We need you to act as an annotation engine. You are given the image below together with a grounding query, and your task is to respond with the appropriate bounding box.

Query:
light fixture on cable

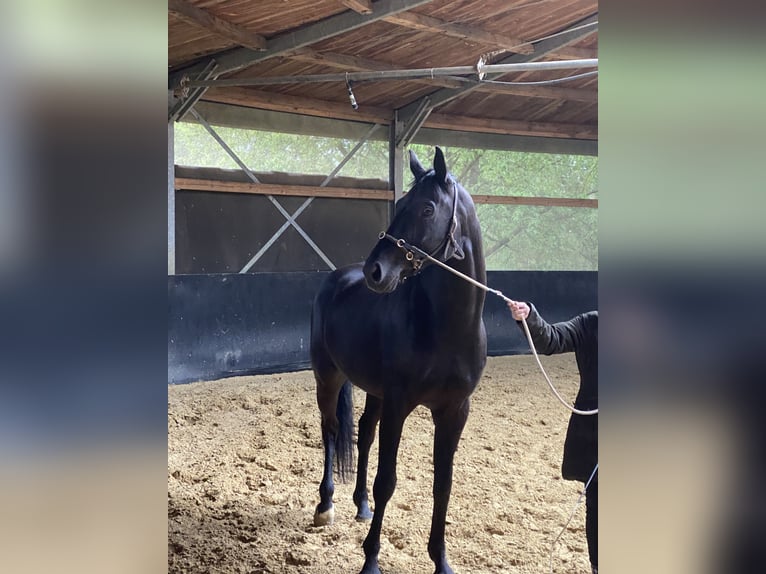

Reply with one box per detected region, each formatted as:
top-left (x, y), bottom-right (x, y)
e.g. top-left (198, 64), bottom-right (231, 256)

top-left (346, 73), bottom-right (358, 110)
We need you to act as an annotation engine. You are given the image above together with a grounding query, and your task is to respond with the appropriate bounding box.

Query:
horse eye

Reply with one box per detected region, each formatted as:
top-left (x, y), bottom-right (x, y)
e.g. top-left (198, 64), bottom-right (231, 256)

top-left (422, 205), bottom-right (435, 217)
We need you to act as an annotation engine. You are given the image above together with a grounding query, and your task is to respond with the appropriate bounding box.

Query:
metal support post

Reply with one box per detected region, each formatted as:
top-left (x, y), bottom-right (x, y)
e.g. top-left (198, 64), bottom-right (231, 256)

top-left (168, 90), bottom-right (176, 275)
top-left (388, 112), bottom-right (405, 222)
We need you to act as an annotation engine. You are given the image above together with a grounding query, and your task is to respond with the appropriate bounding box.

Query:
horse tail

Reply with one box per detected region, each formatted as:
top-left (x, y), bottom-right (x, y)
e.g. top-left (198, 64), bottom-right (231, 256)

top-left (334, 380), bottom-right (355, 482)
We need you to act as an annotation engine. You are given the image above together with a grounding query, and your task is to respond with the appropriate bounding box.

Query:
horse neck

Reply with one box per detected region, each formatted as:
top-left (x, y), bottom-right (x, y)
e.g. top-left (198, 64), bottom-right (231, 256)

top-left (419, 209), bottom-right (486, 331)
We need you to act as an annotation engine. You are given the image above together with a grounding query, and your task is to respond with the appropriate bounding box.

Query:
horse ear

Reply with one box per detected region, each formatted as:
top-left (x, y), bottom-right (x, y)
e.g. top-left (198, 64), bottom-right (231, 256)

top-left (409, 149), bottom-right (426, 180)
top-left (434, 146), bottom-right (448, 184)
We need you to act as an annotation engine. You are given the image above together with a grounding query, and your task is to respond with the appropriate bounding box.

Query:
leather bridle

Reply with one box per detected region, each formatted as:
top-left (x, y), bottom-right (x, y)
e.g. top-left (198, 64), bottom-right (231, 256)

top-left (378, 177), bottom-right (460, 274)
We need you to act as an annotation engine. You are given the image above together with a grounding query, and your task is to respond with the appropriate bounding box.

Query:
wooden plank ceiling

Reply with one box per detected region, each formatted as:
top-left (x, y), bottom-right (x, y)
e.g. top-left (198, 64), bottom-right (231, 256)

top-left (168, 0), bottom-right (598, 141)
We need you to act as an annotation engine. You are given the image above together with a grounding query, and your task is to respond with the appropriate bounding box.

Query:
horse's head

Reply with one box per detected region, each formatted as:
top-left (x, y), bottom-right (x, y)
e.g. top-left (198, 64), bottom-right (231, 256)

top-left (363, 147), bottom-right (467, 294)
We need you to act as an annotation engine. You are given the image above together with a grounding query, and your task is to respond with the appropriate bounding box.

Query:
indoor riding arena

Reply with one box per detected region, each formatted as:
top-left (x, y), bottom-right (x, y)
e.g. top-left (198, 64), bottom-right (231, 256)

top-left (168, 1), bottom-right (598, 573)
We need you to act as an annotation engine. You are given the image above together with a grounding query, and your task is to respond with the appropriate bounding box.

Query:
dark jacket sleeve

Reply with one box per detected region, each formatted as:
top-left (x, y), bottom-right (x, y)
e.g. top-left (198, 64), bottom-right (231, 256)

top-left (517, 304), bottom-right (599, 482)
top-left (519, 303), bottom-right (585, 355)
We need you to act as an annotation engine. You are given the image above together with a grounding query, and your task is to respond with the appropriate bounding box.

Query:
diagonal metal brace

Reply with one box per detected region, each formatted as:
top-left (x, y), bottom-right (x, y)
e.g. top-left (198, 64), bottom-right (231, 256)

top-left (239, 123), bottom-right (381, 273)
top-left (396, 96), bottom-right (431, 147)
top-left (188, 108), bottom-right (337, 270)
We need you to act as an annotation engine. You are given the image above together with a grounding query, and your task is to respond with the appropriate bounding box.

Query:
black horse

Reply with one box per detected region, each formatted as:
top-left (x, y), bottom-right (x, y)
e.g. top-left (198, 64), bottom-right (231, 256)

top-left (310, 147), bottom-right (487, 574)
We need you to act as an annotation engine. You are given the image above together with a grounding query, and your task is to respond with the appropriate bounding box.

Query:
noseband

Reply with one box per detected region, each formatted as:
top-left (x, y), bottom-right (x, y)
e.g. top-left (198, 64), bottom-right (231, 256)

top-left (379, 178), bottom-right (460, 274)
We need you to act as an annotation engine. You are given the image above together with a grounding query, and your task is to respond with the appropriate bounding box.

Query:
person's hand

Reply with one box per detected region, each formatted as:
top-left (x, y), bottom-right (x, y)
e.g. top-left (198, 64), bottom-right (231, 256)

top-left (507, 300), bottom-right (530, 321)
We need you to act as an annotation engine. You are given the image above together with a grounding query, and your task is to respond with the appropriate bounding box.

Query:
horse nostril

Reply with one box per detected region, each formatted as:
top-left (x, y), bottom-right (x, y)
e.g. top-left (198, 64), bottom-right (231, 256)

top-left (371, 262), bottom-right (382, 283)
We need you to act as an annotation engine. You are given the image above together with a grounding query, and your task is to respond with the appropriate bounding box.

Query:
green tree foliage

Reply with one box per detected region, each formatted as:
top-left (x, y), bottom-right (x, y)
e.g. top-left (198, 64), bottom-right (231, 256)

top-left (174, 122), bottom-right (597, 271)
top-left (175, 122), bottom-right (389, 179)
top-left (408, 145), bottom-right (598, 270)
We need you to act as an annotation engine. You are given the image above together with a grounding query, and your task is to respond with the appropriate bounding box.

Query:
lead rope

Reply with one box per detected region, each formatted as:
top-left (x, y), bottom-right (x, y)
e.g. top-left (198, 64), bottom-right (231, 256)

top-left (549, 462), bottom-right (598, 574)
top-left (399, 246), bottom-right (598, 416)
top-left (405, 243), bottom-right (601, 573)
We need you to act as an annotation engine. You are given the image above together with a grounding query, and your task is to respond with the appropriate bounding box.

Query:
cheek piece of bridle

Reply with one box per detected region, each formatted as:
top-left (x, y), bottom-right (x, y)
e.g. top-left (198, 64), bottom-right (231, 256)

top-left (378, 178), bottom-right (460, 275)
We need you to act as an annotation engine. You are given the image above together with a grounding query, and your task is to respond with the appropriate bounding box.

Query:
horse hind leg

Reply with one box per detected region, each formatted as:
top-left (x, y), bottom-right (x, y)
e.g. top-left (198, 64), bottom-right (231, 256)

top-left (353, 394), bottom-right (381, 521)
top-left (313, 365), bottom-right (354, 527)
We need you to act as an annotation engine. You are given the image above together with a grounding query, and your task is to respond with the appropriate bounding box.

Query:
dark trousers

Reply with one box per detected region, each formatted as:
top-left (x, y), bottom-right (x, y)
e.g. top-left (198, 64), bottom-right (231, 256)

top-left (585, 477), bottom-right (598, 569)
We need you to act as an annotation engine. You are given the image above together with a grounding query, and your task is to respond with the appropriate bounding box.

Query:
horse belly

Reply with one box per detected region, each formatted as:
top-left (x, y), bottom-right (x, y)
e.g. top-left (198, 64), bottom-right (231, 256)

top-left (326, 348), bottom-right (386, 399)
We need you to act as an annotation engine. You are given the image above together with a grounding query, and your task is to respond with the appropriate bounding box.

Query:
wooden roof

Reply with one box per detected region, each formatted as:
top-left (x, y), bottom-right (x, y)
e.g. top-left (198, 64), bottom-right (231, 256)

top-left (168, 0), bottom-right (598, 145)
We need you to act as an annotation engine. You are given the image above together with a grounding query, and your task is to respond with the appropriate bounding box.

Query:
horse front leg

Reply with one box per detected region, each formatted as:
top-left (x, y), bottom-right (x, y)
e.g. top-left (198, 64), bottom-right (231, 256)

top-left (354, 394), bottom-right (381, 521)
top-left (428, 397), bottom-right (471, 574)
top-left (359, 398), bottom-right (409, 574)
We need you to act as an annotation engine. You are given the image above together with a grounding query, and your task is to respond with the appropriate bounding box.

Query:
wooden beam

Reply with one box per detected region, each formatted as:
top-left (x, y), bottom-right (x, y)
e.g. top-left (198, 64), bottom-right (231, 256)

top-left (190, 101), bottom-right (599, 156)
top-left (340, 0), bottom-right (373, 14)
top-left (384, 12), bottom-right (534, 54)
top-left (174, 177), bottom-right (596, 207)
top-left (474, 82), bottom-right (596, 103)
top-left (471, 194), bottom-right (597, 208)
top-left (425, 112), bottom-right (598, 140)
top-left (202, 87), bottom-right (392, 124)
top-left (174, 177), bottom-right (394, 201)
top-left (414, 127), bottom-right (598, 155)
top-left (554, 46), bottom-right (598, 60)
top-left (202, 87), bottom-right (597, 139)
top-left (168, 0), bottom-right (266, 51)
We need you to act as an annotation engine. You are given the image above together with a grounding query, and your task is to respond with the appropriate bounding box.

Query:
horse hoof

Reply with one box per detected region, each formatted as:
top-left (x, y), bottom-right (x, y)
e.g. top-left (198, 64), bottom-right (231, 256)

top-left (355, 502), bottom-right (373, 522)
top-left (358, 558), bottom-right (382, 574)
top-left (313, 505), bottom-right (335, 526)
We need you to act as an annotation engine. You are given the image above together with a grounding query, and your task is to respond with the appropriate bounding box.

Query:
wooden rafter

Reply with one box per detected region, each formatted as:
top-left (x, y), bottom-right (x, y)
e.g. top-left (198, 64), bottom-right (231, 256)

top-left (169, 0), bottom-right (435, 86)
top-left (168, 0), bottom-right (266, 52)
top-left (340, 0), bottom-right (373, 14)
top-left (384, 12), bottom-right (534, 54)
top-left (396, 14), bottom-right (598, 118)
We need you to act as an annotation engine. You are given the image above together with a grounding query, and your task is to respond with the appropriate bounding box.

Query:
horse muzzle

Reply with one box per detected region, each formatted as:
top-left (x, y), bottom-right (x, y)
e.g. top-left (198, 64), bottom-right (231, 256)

top-left (363, 259), bottom-right (400, 293)
top-left (364, 238), bottom-right (412, 294)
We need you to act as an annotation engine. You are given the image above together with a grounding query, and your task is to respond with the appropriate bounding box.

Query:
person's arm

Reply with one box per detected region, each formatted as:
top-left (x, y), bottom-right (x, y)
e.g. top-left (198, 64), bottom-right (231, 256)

top-left (507, 300), bottom-right (583, 355)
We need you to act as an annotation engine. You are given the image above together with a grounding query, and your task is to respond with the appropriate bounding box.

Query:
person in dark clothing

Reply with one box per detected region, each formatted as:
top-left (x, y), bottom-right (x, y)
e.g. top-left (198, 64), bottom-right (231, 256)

top-left (507, 300), bottom-right (598, 574)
